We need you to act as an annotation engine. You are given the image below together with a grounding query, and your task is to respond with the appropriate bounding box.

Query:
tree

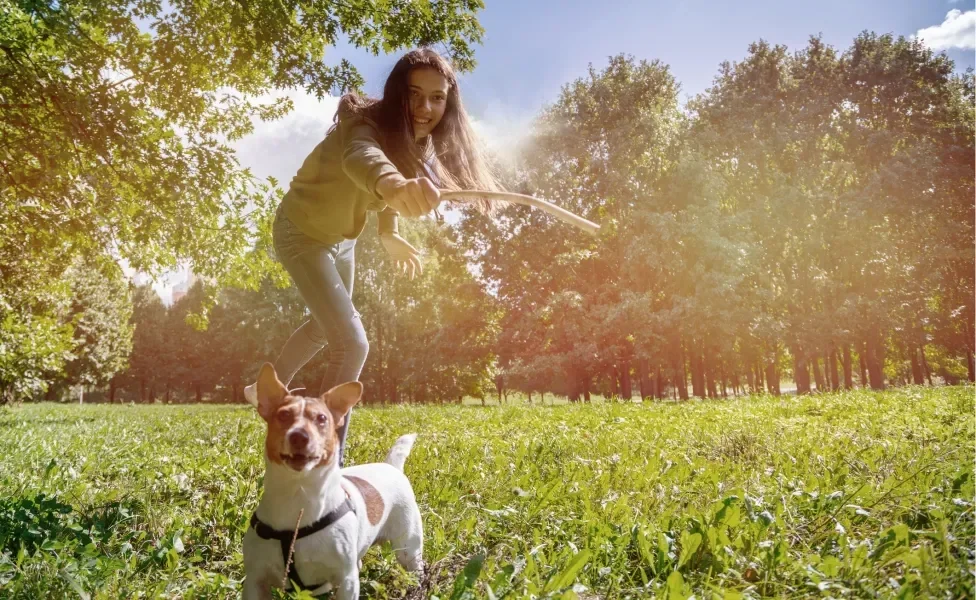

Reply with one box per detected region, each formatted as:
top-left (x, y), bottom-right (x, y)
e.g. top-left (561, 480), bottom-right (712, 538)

top-left (0, 286), bottom-right (73, 404)
top-left (123, 285), bottom-right (168, 403)
top-left (1, 0), bottom-right (490, 392)
top-left (56, 258), bottom-right (134, 402)
top-left (354, 215), bottom-right (498, 404)
top-left (465, 55), bottom-right (684, 399)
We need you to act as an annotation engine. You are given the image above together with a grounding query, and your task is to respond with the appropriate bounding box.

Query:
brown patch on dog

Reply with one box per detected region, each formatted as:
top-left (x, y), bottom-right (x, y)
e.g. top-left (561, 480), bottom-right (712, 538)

top-left (346, 476), bottom-right (384, 525)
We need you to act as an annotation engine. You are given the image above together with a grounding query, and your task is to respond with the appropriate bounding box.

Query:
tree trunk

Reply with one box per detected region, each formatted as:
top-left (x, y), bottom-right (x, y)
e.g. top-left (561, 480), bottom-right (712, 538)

top-left (704, 351), bottom-right (717, 399)
top-left (609, 366), bottom-right (618, 399)
top-left (620, 359), bottom-right (632, 400)
top-left (794, 353), bottom-right (811, 395)
top-left (757, 361), bottom-right (766, 393)
top-left (828, 350), bottom-right (840, 391)
top-left (232, 383), bottom-right (239, 404)
top-left (583, 375), bottom-right (591, 403)
top-left (920, 346), bottom-right (933, 386)
top-left (812, 356), bottom-right (826, 392)
top-left (766, 357), bottom-right (781, 396)
top-left (967, 349), bottom-right (975, 383)
top-left (109, 379), bottom-right (117, 403)
top-left (637, 359), bottom-right (649, 400)
top-left (376, 319), bottom-right (386, 404)
top-left (910, 347), bottom-right (924, 385)
top-left (677, 346), bottom-right (689, 401)
top-left (842, 345), bottom-right (853, 390)
top-left (865, 329), bottom-right (886, 391)
top-left (690, 348), bottom-right (705, 398)
top-left (858, 347), bottom-right (868, 387)
top-left (656, 366), bottom-right (665, 400)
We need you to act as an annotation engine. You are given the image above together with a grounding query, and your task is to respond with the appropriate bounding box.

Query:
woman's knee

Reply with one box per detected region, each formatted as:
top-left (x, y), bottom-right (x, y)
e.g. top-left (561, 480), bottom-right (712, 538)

top-left (325, 326), bottom-right (368, 364)
top-left (301, 320), bottom-right (328, 346)
top-left (346, 332), bottom-right (369, 365)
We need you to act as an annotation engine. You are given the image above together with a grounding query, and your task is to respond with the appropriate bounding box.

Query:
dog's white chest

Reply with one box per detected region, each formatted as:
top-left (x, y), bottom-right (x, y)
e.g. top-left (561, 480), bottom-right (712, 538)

top-left (243, 525), bottom-right (357, 592)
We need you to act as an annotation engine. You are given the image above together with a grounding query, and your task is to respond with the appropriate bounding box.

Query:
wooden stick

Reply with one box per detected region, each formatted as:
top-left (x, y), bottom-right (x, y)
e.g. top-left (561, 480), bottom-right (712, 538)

top-left (439, 190), bottom-right (600, 237)
top-left (281, 508), bottom-right (304, 590)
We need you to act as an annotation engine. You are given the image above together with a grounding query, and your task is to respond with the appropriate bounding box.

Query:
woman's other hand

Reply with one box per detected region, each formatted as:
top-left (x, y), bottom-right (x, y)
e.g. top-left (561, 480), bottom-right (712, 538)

top-left (380, 232), bottom-right (423, 279)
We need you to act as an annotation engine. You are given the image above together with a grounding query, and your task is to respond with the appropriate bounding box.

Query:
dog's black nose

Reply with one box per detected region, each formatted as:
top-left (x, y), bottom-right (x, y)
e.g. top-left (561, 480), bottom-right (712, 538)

top-left (287, 429), bottom-right (310, 449)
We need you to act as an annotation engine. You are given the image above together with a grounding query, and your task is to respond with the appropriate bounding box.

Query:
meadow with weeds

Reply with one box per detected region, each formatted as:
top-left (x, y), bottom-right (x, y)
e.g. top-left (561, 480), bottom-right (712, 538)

top-left (0, 386), bottom-right (972, 599)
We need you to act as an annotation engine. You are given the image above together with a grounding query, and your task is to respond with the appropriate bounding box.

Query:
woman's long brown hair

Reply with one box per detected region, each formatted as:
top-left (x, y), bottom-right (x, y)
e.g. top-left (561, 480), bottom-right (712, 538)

top-left (335, 48), bottom-right (502, 213)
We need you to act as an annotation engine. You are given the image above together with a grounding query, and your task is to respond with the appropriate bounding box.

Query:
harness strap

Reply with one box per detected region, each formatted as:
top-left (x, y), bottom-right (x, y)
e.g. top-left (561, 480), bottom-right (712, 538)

top-left (250, 495), bottom-right (356, 591)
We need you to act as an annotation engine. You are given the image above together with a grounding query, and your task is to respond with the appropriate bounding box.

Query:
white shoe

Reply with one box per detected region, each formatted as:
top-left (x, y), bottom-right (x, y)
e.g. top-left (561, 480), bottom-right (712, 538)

top-left (244, 383), bottom-right (258, 407)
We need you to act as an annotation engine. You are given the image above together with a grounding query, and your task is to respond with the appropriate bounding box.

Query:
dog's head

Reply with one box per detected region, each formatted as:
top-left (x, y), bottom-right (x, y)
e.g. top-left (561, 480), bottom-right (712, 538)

top-left (254, 363), bottom-right (361, 472)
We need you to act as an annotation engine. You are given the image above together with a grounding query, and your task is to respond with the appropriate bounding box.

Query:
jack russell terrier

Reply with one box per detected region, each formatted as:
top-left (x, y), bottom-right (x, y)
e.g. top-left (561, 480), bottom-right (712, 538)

top-left (243, 363), bottom-right (424, 599)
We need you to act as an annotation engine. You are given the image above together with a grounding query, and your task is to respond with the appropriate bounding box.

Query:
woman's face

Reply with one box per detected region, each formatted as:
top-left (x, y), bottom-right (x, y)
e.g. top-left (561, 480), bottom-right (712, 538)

top-left (407, 67), bottom-right (449, 141)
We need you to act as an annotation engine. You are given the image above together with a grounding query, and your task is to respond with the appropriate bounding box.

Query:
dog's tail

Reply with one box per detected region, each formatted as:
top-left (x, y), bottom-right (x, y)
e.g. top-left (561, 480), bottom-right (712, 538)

top-left (385, 434), bottom-right (417, 471)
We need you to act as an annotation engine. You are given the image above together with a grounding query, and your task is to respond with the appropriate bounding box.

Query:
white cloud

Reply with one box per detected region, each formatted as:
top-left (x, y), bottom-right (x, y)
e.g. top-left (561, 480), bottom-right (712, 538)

top-left (469, 101), bottom-right (536, 174)
top-left (915, 9), bottom-right (976, 51)
top-left (232, 89), bottom-right (341, 186)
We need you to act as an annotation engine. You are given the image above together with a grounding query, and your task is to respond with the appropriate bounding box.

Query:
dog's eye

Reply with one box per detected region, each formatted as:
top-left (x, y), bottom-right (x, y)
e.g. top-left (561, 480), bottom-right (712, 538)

top-left (276, 411), bottom-right (290, 424)
top-left (315, 413), bottom-right (328, 426)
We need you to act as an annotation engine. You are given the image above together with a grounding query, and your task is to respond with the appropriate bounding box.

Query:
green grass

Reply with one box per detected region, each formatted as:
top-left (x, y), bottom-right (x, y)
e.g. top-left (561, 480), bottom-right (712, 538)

top-left (0, 386), bottom-right (973, 599)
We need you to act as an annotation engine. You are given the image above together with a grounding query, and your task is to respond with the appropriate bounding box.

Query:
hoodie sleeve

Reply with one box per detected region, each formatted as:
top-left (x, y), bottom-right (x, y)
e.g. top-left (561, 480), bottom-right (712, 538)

top-left (337, 108), bottom-right (401, 199)
top-left (378, 205), bottom-right (399, 236)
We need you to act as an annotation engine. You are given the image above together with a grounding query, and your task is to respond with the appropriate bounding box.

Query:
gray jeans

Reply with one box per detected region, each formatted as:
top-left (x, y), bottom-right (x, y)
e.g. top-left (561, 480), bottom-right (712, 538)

top-left (271, 206), bottom-right (367, 467)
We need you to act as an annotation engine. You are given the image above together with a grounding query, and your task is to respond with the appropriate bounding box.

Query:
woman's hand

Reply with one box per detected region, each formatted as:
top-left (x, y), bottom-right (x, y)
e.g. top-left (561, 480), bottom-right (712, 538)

top-left (376, 175), bottom-right (441, 218)
top-left (380, 232), bottom-right (423, 279)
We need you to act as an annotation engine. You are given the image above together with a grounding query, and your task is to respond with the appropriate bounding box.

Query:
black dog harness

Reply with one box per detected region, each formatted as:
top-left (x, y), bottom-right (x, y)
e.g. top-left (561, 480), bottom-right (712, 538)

top-left (250, 495), bottom-right (357, 591)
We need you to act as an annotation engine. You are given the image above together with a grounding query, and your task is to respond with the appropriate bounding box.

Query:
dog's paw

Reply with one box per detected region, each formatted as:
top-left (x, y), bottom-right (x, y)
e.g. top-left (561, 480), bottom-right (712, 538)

top-left (309, 581), bottom-right (334, 595)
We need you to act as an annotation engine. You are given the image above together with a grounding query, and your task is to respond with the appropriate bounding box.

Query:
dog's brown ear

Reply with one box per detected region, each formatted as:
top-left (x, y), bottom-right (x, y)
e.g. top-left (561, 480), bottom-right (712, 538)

top-left (256, 363), bottom-right (288, 421)
top-left (321, 381), bottom-right (363, 429)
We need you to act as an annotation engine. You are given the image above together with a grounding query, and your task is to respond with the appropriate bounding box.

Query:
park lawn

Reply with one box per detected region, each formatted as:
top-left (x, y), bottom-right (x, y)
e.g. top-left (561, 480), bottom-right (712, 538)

top-left (0, 386), bottom-right (972, 599)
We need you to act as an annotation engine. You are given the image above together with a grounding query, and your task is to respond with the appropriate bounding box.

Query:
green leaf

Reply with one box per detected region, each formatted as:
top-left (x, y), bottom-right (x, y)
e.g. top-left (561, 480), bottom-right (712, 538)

top-left (544, 549), bottom-right (592, 593)
top-left (449, 553), bottom-right (485, 600)
top-left (677, 533), bottom-right (702, 569)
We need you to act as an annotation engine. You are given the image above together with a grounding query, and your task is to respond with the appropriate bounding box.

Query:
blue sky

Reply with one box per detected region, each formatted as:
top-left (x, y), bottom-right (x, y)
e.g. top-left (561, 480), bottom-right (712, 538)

top-left (231, 0), bottom-right (976, 186)
top-left (328, 0), bottom-right (976, 116)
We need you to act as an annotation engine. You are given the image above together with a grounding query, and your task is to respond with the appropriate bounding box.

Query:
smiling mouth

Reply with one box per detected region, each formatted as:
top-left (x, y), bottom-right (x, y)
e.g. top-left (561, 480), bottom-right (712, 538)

top-left (414, 118), bottom-right (431, 125)
top-left (281, 453), bottom-right (320, 470)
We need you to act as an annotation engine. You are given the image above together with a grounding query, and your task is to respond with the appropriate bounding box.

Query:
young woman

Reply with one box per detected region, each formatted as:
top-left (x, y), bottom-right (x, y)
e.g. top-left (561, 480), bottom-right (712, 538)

top-left (245, 48), bottom-right (500, 467)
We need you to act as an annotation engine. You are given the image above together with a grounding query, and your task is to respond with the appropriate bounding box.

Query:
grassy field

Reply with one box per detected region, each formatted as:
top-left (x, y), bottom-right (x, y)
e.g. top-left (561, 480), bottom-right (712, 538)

top-left (0, 386), bottom-right (972, 599)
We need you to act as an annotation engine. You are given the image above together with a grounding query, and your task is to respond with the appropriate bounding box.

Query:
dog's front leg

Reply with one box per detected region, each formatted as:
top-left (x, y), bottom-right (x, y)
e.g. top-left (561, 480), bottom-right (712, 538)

top-left (335, 571), bottom-right (360, 600)
top-left (242, 574), bottom-right (273, 600)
